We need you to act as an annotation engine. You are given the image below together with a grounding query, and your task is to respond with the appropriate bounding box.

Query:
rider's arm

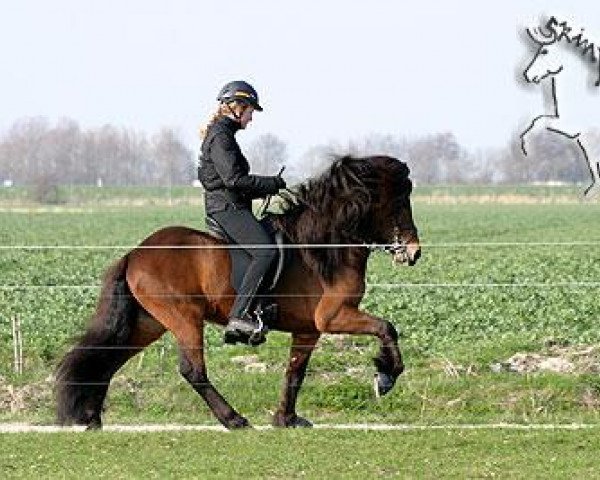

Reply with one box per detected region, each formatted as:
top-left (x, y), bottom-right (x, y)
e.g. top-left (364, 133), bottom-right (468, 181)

top-left (211, 133), bottom-right (285, 197)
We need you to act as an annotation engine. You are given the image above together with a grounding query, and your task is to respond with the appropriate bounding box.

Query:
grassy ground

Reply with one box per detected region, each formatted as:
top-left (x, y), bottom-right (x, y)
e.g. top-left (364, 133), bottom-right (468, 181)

top-left (1, 188), bottom-right (599, 478)
top-left (0, 184), bottom-right (596, 207)
top-left (0, 194), bottom-right (599, 428)
top-left (1, 428), bottom-right (599, 479)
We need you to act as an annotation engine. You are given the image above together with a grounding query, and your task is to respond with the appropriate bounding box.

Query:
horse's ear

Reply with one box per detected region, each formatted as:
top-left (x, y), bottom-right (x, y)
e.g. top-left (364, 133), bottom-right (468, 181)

top-left (398, 161), bottom-right (410, 178)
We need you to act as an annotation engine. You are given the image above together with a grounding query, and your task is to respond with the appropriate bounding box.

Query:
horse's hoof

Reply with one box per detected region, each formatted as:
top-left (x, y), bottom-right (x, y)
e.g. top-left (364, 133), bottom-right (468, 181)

top-left (272, 413), bottom-right (313, 428)
top-left (86, 420), bottom-right (102, 431)
top-left (373, 372), bottom-right (396, 398)
top-left (290, 416), bottom-right (313, 428)
top-left (226, 415), bottom-right (252, 430)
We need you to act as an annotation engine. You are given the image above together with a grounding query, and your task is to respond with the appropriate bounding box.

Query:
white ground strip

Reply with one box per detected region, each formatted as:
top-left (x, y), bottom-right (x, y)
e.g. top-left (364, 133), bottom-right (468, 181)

top-left (1, 423), bottom-right (599, 433)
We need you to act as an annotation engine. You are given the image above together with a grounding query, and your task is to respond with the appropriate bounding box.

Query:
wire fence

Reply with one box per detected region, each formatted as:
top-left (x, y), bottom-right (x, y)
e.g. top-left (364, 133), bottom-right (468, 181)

top-left (1, 241), bottom-right (600, 249)
top-left (2, 241), bottom-right (599, 377)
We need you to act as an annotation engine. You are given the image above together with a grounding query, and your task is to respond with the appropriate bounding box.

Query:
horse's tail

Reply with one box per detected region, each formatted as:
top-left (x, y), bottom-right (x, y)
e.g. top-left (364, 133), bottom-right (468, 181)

top-left (56, 255), bottom-right (139, 427)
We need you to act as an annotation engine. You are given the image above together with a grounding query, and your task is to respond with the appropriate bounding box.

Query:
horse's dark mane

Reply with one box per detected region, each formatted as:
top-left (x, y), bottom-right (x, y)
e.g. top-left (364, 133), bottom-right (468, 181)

top-left (271, 155), bottom-right (411, 283)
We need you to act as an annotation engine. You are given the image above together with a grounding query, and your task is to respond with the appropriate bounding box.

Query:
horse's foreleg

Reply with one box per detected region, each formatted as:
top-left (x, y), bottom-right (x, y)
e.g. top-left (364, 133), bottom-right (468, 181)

top-left (315, 304), bottom-right (403, 397)
top-left (175, 320), bottom-right (251, 429)
top-left (272, 333), bottom-right (320, 428)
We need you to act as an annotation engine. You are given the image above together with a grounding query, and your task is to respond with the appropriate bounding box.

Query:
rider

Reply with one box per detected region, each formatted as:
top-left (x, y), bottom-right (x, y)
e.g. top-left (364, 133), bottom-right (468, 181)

top-left (198, 80), bottom-right (286, 345)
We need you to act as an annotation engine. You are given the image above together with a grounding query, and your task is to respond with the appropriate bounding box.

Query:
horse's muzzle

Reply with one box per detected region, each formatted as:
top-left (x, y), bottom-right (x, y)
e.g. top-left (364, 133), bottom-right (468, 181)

top-left (392, 242), bottom-right (421, 266)
top-left (407, 243), bottom-right (421, 266)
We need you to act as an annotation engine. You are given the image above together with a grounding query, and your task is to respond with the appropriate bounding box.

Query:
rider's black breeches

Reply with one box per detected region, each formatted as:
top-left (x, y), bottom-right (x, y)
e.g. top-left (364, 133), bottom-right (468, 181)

top-left (209, 208), bottom-right (277, 318)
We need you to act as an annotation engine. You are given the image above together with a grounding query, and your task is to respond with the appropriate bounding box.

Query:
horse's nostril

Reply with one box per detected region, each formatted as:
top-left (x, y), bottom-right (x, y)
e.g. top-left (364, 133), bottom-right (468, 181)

top-left (407, 248), bottom-right (421, 266)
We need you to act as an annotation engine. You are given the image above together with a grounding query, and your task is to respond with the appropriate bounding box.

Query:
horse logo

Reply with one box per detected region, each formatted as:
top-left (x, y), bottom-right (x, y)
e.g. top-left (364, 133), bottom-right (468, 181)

top-left (521, 16), bottom-right (600, 197)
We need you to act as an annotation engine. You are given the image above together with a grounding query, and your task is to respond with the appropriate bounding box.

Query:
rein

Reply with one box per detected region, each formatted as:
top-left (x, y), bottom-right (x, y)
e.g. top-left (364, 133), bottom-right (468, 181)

top-left (258, 166), bottom-right (287, 218)
top-left (258, 166), bottom-right (415, 262)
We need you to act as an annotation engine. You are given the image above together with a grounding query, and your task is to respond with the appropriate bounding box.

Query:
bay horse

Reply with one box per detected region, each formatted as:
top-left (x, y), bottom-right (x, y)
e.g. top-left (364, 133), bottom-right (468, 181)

top-left (56, 155), bottom-right (421, 429)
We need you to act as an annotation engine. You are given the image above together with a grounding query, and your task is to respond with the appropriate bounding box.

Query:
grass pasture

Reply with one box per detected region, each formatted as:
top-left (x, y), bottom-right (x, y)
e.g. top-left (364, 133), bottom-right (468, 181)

top-left (0, 186), bottom-right (599, 477)
top-left (2, 428), bottom-right (600, 479)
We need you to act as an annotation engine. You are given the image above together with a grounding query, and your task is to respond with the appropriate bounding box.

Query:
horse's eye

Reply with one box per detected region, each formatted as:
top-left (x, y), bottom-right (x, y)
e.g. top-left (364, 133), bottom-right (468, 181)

top-left (540, 48), bottom-right (549, 55)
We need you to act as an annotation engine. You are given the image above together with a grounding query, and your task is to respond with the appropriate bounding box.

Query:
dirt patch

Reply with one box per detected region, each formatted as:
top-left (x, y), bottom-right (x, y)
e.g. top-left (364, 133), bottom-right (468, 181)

top-left (230, 354), bottom-right (268, 373)
top-left (491, 345), bottom-right (600, 375)
top-left (0, 375), bottom-right (53, 413)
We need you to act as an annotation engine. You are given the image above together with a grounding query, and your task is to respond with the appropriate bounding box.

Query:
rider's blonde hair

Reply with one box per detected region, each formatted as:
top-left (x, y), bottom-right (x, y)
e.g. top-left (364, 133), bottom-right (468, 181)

top-left (199, 101), bottom-right (248, 139)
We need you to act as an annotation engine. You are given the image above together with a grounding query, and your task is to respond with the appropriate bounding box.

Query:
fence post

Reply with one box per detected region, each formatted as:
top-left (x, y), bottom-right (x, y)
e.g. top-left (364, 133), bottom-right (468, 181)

top-left (11, 316), bottom-right (23, 375)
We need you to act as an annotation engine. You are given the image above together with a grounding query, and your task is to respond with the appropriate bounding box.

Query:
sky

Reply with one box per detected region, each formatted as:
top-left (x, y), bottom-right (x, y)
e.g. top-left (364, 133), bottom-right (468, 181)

top-left (1, 0), bottom-right (599, 166)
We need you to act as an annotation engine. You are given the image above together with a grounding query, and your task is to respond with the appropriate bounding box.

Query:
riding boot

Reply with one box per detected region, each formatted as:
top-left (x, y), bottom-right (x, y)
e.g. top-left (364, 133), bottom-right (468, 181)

top-left (223, 313), bottom-right (267, 346)
top-left (224, 273), bottom-right (269, 346)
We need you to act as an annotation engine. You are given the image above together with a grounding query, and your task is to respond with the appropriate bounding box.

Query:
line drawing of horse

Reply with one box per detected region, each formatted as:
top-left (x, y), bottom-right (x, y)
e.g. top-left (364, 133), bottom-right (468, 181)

top-left (520, 16), bottom-right (600, 197)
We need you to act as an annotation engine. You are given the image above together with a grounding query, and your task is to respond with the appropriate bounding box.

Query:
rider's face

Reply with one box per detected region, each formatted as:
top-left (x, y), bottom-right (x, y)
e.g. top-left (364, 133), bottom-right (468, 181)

top-left (239, 106), bottom-right (254, 129)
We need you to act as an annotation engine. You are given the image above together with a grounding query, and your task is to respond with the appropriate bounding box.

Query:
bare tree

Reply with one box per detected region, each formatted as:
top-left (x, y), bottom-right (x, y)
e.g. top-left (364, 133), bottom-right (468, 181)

top-left (3, 115), bottom-right (597, 189)
top-left (0, 117), bottom-right (49, 184)
top-left (151, 127), bottom-right (194, 186)
top-left (509, 129), bottom-right (589, 184)
top-left (246, 133), bottom-right (288, 176)
top-left (294, 144), bottom-right (340, 182)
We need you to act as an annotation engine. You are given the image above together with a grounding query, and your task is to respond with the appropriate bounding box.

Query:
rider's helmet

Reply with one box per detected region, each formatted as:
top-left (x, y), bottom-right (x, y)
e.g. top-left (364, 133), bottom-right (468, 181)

top-left (217, 80), bottom-right (263, 111)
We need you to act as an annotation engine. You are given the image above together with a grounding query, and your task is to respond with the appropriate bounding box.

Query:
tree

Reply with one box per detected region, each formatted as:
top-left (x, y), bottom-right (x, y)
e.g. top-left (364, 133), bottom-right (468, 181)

top-left (515, 130), bottom-right (588, 183)
top-left (0, 117), bottom-right (49, 185)
top-left (294, 144), bottom-right (339, 182)
top-left (246, 133), bottom-right (288, 176)
top-left (151, 128), bottom-right (194, 186)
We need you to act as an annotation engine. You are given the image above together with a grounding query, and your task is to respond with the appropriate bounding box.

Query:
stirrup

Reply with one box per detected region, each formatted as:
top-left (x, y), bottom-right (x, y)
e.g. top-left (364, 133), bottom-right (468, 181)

top-left (247, 314), bottom-right (267, 346)
top-left (223, 315), bottom-right (267, 346)
top-left (254, 302), bottom-right (278, 325)
top-left (248, 325), bottom-right (266, 346)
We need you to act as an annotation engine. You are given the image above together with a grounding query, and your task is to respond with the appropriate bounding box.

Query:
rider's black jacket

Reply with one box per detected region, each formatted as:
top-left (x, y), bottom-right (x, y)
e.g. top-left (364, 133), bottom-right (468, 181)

top-left (198, 116), bottom-right (284, 214)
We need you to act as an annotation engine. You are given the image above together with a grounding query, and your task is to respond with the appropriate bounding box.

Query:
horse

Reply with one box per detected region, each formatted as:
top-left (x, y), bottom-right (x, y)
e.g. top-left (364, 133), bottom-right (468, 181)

top-left (55, 155), bottom-right (421, 430)
top-left (521, 16), bottom-right (600, 197)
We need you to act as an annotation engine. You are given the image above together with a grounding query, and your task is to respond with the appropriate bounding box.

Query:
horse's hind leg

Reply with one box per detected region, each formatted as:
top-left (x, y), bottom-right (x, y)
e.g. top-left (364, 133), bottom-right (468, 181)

top-left (273, 333), bottom-right (320, 428)
top-left (131, 279), bottom-right (250, 429)
top-left (174, 317), bottom-right (251, 429)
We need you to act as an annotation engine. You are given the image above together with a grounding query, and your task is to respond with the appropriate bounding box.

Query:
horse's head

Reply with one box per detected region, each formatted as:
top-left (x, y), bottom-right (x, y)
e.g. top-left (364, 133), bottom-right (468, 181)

top-left (277, 155), bottom-right (421, 282)
top-left (368, 156), bottom-right (421, 266)
top-left (524, 19), bottom-right (564, 84)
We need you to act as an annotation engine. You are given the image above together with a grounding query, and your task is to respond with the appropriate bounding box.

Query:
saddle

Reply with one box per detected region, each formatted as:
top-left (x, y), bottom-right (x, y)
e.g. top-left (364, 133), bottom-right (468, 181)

top-left (205, 216), bottom-right (289, 325)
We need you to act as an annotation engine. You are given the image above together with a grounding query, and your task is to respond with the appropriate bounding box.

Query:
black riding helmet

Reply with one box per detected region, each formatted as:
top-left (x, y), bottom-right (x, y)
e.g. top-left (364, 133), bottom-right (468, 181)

top-left (217, 80), bottom-right (263, 111)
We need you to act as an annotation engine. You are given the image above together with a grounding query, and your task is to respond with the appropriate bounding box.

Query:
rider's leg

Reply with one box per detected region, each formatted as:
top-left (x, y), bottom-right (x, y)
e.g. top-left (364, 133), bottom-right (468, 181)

top-left (210, 208), bottom-right (277, 344)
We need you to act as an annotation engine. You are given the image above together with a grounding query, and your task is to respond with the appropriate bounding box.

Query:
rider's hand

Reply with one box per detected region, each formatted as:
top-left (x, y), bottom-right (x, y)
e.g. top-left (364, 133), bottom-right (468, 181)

top-left (275, 176), bottom-right (286, 189)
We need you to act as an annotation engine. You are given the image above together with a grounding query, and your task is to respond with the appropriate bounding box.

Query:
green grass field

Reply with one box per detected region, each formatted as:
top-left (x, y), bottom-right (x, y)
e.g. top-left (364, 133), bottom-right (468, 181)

top-left (2, 428), bottom-right (599, 479)
top-left (1, 188), bottom-right (599, 477)
top-left (0, 183), bottom-right (596, 207)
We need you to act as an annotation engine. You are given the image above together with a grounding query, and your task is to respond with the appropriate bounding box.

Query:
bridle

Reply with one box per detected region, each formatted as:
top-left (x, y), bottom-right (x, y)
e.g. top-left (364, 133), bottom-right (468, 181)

top-left (368, 223), bottom-right (417, 263)
top-left (259, 178), bottom-right (418, 262)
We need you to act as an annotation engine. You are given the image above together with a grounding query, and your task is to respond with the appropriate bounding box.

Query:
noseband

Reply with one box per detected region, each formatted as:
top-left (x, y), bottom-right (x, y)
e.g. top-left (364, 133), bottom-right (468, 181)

top-left (368, 223), bottom-right (417, 261)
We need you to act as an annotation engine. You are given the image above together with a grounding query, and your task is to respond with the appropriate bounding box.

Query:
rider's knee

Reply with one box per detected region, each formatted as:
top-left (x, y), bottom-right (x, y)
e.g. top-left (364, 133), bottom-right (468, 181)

top-left (254, 245), bottom-right (277, 263)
